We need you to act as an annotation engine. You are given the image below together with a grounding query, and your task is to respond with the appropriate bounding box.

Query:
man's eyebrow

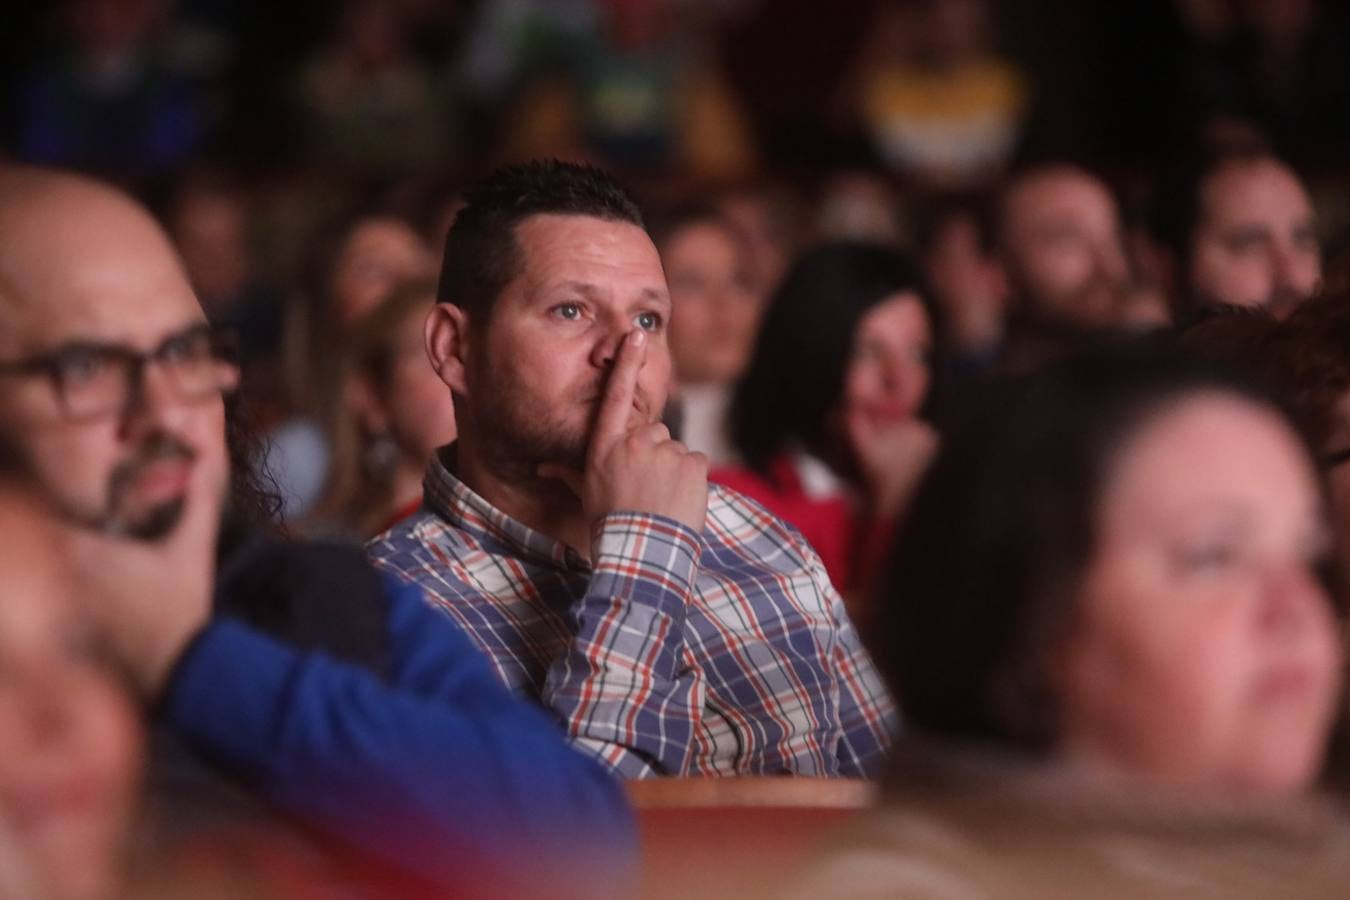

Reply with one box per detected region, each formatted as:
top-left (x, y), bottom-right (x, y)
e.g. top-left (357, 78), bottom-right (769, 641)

top-left (550, 280), bottom-right (601, 299)
top-left (38, 321), bottom-right (209, 356)
top-left (1221, 223), bottom-right (1271, 239)
top-left (22, 337), bottom-right (114, 358)
top-left (549, 281), bottom-right (670, 304)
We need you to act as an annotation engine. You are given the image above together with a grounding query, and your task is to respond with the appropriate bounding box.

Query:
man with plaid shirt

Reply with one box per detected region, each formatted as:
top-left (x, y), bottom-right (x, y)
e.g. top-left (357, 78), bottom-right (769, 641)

top-left (371, 160), bottom-right (896, 778)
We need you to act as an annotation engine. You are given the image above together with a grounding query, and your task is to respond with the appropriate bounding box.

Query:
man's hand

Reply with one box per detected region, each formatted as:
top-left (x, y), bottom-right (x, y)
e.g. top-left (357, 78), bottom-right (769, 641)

top-left (844, 409), bottom-right (938, 520)
top-left (540, 330), bottom-right (708, 534)
top-left (64, 450), bottom-right (225, 701)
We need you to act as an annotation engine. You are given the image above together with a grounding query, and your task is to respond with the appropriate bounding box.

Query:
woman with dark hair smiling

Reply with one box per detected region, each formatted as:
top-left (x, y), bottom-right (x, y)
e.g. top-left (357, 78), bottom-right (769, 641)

top-left (714, 242), bottom-right (941, 606)
top-left (798, 343), bottom-right (1350, 897)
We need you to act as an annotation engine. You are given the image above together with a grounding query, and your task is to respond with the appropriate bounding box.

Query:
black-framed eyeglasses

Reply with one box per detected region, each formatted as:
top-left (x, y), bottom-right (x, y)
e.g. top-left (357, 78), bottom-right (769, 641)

top-left (0, 324), bottom-right (241, 421)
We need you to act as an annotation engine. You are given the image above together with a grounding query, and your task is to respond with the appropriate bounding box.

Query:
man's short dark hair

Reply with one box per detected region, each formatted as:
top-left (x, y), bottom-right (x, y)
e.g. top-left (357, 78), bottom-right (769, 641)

top-left (437, 160), bottom-right (645, 322)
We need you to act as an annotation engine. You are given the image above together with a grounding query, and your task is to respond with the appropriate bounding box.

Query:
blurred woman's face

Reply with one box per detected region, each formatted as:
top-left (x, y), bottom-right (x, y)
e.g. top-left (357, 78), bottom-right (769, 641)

top-left (664, 222), bottom-right (763, 387)
top-left (331, 219), bottom-right (433, 326)
top-left (0, 524), bottom-right (141, 900)
top-left (1058, 393), bottom-right (1342, 795)
top-left (377, 303), bottom-right (457, 462)
top-left (841, 292), bottom-right (932, 426)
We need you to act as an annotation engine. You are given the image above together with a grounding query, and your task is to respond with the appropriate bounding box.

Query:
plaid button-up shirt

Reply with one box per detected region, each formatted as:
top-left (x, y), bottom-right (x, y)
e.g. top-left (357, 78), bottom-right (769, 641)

top-left (369, 453), bottom-right (897, 778)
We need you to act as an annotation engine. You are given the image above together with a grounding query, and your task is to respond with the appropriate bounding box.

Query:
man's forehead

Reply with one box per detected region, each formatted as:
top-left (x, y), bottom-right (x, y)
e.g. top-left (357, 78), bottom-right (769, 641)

top-left (1029, 181), bottom-right (1110, 217)
top-left (0, 191), bottom-right (204, 351)
top-left (1203, 160), bottom-right (1313, 216)
top-left (514, 214), bottom-right (667, 290)
top-left (1006, 176), bottom-right (1111, 235)
top-left (0, 254), bottom-right (203, 346)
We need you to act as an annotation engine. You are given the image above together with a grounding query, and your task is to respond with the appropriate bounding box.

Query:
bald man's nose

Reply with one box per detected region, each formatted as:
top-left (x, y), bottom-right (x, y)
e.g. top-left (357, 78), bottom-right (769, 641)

top-left (119, 361), bottom-right (190, 438)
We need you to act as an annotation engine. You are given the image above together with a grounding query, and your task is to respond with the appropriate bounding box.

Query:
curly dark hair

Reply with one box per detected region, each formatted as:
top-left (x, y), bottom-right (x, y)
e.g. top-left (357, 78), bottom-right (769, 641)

top-left (1262, 292), bottom-right (1350, 455)
top-left (223, 391), bottom-right (284, 529)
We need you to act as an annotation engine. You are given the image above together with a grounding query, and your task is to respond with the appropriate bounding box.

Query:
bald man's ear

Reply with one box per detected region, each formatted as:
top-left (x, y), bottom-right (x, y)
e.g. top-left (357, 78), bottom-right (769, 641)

top-left (426, 303), bottom-right (472, 396)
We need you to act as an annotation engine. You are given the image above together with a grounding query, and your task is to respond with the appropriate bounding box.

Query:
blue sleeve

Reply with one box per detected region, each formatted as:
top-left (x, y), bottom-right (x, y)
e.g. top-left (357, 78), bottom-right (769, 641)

top-left (162, 579), bottom-right (636, 892)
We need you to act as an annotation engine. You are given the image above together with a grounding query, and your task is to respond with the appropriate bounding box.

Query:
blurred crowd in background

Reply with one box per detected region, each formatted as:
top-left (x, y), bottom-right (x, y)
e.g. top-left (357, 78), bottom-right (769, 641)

top-left (5, 0), bottom-right (1350, 538)
top-left (6, 0), bottom-right (1350, 897)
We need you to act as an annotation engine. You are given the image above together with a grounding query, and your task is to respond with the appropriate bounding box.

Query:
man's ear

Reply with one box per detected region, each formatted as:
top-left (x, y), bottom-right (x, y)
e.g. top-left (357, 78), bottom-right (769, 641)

top-left (425, 303), bottom-right (472, 396)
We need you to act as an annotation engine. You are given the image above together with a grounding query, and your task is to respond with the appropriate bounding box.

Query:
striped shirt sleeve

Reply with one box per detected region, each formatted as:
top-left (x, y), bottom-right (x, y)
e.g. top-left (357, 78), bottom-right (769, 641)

top-left (541, 511), bottom-right (705, 777)
top-left (806, 539), bottom-right (898, 776)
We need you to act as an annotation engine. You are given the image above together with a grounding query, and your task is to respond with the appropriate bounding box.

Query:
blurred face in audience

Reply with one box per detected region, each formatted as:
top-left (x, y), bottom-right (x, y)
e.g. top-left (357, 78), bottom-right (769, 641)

top-left (1189, 158), bottom-right (1319, 320)
top-left (717, 190), bottom-right (792, 297)
top-left (331, 218), bottom-right (433, 326)
top-left (663, 220), bottom-right (762, 387)
top-left (924, 210), bottom-right (1006, 352)
top-left (359, 294), bottom-right (457, 463)
top-left (0, 492), bottom-right (141, 900)
top-left (1057, 392), bottom-right (1341, 794)
top-left (0, 177), bottom-right (233, 542)
top-left (841, 292), bottom-right (932, 427)
top-left (1000, 168), bottom-right (1130, 329)
top-left (169, 188), bottom-right (252, 319)
top-left (452, 214), bottom-right (672, 473)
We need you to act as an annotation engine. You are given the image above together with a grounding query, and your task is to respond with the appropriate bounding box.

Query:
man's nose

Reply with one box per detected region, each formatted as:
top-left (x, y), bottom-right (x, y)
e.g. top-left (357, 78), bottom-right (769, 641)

top-left (118, 360), bottom-right (191, 439)
top-left (1270, 242), bottom-right (1303, 295)
top-left (590, 324), bottom-right (634, 370)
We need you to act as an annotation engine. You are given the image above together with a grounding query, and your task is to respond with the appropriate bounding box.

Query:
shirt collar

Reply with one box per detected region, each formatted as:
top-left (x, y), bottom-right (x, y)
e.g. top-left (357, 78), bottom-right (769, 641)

top-left (423, 444), bottom-right (589, 572)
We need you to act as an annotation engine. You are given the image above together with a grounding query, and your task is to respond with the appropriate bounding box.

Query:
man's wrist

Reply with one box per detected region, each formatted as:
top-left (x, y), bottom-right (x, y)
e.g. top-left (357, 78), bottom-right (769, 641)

top-left (590, 510), bottom-right (703, 594)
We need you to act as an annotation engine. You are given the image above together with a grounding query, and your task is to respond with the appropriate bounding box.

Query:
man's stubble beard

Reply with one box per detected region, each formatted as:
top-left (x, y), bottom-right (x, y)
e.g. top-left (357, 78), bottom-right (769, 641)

top-left (98, 432), bottom-right (200, 540)
top-left (41, 433), bottom-right (197, 542)
top-left (468, 362), bottom-right (596, 483)
top-left (1190, 282), bottom-right (1309, 321)
top-left (1017, 268), bottom-right (1131, 330)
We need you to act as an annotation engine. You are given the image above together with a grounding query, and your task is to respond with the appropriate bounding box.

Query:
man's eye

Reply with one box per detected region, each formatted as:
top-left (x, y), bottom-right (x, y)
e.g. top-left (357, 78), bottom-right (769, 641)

top-left (635, 311), bottom-right (662, 331)
top-left (160, 332), bottom-right (212, 365)
top-left (554, 303), bottom-right (583, 321)
top-left (56, 350), bottom-right (113, 386)
top-left (1222, 233), bottom-right (1264, 254)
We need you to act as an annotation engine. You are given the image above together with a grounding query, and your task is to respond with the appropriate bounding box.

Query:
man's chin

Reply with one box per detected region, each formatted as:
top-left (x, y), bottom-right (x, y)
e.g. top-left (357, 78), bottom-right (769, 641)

top-left (101, 499), bottom-right (187, 542)
top-left (485, 430), bottom-right (588, 476)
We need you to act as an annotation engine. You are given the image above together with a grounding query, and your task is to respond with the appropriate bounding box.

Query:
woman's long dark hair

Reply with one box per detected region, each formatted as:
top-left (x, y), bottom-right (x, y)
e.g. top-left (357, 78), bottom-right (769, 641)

top-left (728, 241), bottom-right (936, 476)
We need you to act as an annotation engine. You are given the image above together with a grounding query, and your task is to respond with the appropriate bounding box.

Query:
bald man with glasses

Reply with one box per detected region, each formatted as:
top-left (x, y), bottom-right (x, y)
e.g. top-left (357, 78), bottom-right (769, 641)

top-left (0, 166), bottom-right (632, 895)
